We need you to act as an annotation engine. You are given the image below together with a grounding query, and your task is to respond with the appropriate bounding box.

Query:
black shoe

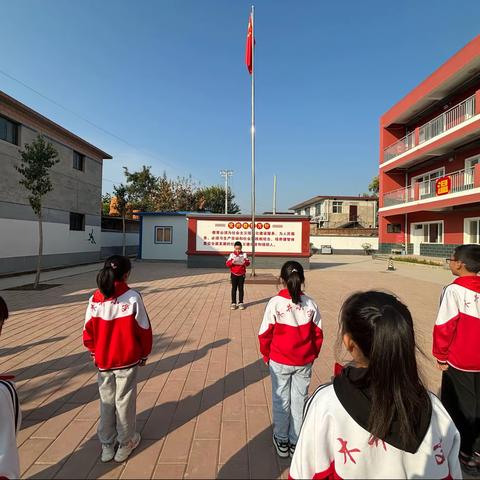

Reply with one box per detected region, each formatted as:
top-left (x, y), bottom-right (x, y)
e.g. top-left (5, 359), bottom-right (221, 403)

top-left (272, 434), bottom-right (289, 458)
top-left (289, 443), bottom-right (296, 458)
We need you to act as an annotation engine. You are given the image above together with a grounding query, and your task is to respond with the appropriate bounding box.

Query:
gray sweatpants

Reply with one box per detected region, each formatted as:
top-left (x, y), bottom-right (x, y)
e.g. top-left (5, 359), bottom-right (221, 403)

top-left (97, 366), bottom-right (138, 446)
top-left (269, 359), bottom-right (312, 445)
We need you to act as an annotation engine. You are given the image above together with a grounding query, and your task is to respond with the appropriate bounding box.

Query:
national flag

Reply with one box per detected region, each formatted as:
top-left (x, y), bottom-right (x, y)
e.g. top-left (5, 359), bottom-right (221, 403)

top-left (245, 14), bottom-right (253, 74)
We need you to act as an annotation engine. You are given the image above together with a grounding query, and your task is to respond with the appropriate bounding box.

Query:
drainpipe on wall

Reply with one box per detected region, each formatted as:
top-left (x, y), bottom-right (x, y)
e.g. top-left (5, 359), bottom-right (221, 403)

top-left (405, 213), bottom-right (408, 254)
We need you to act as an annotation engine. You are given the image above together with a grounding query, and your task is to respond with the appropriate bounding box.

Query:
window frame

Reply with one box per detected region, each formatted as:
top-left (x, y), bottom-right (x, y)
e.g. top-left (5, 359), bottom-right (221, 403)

top-left (69, 212), bottom-right (85, 231)
top-left (387, 223), bottom-right (402, 233)
top-left (154, 226), bottom-right (173, 244)
top-left (411, 220), bottom-right (444, 244)
top-left (464, 216), bottom-right (480, 244)
top-left (411, 167), bottom-right (445, 198)
top-left (0, 114), bottom-right (19, 146)
top-left (73, 151), bottom-right (85, 171)
top-left (332, 201), bottom-right (343, 214)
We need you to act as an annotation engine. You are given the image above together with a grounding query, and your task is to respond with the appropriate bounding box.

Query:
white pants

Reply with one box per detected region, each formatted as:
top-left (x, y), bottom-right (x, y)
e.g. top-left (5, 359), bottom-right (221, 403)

top-left (97, 366), bottom-right (138, 446)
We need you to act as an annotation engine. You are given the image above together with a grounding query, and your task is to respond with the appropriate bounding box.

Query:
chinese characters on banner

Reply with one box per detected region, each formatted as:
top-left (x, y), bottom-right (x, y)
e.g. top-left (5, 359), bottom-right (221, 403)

top-left (195, 220), bottom-right (303, 254)
top-left (435, 176), bottom-right (452, 196)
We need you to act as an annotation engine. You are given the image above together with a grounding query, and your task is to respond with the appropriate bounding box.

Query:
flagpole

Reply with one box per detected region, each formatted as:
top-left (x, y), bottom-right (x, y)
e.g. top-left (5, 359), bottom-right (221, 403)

top-left (250, 4), bottom-right (256, 276)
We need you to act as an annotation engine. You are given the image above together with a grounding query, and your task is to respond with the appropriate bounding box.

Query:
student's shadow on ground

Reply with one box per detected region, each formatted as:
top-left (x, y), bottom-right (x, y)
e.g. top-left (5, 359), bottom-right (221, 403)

top-left (18, 338), bottom-right (230, 428)
top-left (29, 358), bottom-right (271, 479)
top-left (217, 425), bottom-right (291, 479)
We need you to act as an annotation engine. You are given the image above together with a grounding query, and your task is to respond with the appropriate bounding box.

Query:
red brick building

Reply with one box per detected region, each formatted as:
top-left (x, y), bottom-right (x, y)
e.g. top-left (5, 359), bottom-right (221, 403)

top-left (379, 36), bottom-right (480, 257)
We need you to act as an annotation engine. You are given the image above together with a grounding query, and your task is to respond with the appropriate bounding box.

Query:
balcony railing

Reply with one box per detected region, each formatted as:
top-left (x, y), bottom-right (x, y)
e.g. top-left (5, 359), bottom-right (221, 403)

top-left (383, 168), bottom-right (476, 207)
top-left (383, 132), bottom-right (416, 162)
top-left (419, 95), bottom-right (475, 143)
top-left (383, 94), bottom-right (477, 162)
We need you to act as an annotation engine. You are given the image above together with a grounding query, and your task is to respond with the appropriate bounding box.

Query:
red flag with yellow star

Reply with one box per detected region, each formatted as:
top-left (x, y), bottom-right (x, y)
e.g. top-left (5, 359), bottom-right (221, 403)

top-left (245, 14), bottom-right (253, 74)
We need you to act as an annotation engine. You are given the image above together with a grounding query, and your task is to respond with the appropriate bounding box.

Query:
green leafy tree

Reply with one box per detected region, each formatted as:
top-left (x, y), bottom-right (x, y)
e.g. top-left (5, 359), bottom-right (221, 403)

top-left (102, 193), bottom-right (112, 216)
top-left (123, 165), bottom-right (157, 211)
top-left (113, 183), bottom-right (130, 256)
top-left (153, 172), bottom-right (176, 211)
top-left (368, 176), bottom-right (379, 195)
top-left (197, 185), bottom-right (241, 214)
top-left (16, 135), bottom-right (59, 288)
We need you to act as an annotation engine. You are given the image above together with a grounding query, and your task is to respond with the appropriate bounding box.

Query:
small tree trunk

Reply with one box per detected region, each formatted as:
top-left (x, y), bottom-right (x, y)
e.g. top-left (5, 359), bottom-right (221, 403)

top-left (34, 212), bottom-right (43, 289)
top-left (122, 215), bottom-right (126, 257)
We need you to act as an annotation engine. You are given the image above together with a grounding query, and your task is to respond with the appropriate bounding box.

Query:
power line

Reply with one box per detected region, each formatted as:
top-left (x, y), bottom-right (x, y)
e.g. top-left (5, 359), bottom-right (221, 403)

top-left (0, 68), bottom-right (202, 184)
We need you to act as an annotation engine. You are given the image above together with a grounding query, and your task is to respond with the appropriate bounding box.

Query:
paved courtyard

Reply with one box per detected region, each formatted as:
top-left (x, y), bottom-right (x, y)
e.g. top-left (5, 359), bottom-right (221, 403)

top-left (0, 256), bottom-right (454, 479)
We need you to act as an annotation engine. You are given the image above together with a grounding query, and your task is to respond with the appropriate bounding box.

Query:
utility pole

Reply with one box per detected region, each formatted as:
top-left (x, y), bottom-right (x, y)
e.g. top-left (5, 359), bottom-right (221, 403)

top-left (273, 175), bottom-right (277, 214)
top-left (220, 170), bottom-right (233, 214)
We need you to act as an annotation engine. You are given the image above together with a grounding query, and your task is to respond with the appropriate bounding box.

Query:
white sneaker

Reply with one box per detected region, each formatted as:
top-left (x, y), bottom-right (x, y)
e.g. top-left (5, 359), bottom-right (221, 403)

top-left (114, 433), bottom-right (141, 463)
top-left (101, 444), bottom-right (115, 463)
top-left (230, 303), bottom-right (237, 310)
top-left (238, 303), bottom-right (245, 310)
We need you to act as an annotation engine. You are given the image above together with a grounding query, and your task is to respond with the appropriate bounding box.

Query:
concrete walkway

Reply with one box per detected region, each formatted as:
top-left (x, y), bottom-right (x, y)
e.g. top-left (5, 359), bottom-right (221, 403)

top-left (0, 257), bottom-right (453, 479)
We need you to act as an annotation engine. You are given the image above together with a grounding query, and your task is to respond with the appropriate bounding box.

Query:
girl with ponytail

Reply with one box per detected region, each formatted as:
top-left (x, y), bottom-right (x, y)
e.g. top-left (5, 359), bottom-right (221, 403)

top-left (258, 261), bottom-right (323, 459)
top-left (83, 255), bottom-right (152, 463)
top-left (290, 291), bottom-right (461, 479)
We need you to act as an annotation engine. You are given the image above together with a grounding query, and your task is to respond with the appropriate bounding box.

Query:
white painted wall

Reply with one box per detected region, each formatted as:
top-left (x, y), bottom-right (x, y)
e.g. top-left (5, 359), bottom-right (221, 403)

top-left (310, 235), bottom-right (378, 251)
top-left (0, 217), bottom-right (101, 258)
top-left (141, 216), bottom-right (188, 261)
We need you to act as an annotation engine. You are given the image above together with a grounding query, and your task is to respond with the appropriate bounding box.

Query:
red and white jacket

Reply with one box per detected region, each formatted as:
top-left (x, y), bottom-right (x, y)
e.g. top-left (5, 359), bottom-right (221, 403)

top-left (433, 276), bottom-right (480, 372)
top-left (258, 289), bottom-right (322, 366)
top-left (0, 378), bottom-right (20, 480)
top-left (290, 382), bottom-right (461, 480)
top-left (83, 282), bottom-right (153, 371)
top-left (226, 252), bottom-right (250, 276)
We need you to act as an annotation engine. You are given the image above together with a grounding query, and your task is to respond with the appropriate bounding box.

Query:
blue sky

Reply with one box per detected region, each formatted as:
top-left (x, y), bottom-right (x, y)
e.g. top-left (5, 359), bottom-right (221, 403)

top-left (1, 0), bottom-right (480, 213)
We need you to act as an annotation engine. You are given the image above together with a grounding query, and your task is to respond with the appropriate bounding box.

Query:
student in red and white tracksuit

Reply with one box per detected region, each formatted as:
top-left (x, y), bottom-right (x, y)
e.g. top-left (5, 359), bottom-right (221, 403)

top-left (226, 241), bottom-right (250, 310)
top-left (0, 297), bottom-right (21, 480)
top-left (291, 291), bottom-right (461, 480)
top-left (433, 244), bottom-right (480, 472)
top-left (83, 256), bottom-right (152, 463)
top-left (259, 261), bottom-right (322, 459)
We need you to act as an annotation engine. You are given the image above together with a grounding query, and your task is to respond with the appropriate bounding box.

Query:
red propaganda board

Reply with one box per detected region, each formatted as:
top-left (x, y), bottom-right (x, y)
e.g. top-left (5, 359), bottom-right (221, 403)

top-left (435, 176), bottom-right (451, 196)
top-left (186, 215), bottom-right (310, 258)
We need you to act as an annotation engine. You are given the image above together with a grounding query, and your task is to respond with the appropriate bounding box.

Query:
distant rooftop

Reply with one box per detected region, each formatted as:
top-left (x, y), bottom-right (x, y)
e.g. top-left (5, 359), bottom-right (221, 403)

top-left (290, 195), bottom-right (378, 210)
top-left (0, 90), bottom-right (112, 160)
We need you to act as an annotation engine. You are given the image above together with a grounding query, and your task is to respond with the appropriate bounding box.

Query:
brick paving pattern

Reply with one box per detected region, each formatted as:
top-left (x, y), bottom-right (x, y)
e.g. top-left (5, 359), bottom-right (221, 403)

top-left (0, 257), bottom-right (453, 479)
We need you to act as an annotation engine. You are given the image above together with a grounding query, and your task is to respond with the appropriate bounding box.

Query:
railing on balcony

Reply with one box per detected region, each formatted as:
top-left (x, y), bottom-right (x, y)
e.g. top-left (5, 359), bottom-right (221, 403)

top-left (383, 132), bottom-right (415, 162)
top-left (419, 95), bottom-right (475, 144)
top-left (383, 94), bottom-right (477, 162)
top-left (383, 168), bottom-right (476, 207)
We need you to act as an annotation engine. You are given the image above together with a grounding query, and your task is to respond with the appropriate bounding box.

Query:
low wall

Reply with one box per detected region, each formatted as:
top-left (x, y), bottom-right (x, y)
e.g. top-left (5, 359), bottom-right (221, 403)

top-left (310, 235), bottom-right (379, 255)
top-left (100, 231), bottom-right (139, 258)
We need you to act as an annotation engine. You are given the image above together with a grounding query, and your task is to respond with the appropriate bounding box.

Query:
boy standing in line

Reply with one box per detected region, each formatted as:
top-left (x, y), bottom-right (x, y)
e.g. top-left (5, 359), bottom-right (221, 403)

top-left (226, 241), bottom-right (250, 310)
top-left (433, 244), bottom-right (480, 473)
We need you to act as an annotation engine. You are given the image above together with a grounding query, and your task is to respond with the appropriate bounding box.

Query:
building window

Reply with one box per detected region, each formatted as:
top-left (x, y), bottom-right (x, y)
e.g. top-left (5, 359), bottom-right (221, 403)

top-left (155, 226), bottom-right (173, 244)
top-left (387, 224), bottom-right (401, 233)
top-left (70, 213), bottom-right (85, 231)
top-left (411, 168), bottom-right (444, 198)
top-left (415, 222), bottom-right (443, 243)
top-left (332, 201), bottom-right (343, 213)
top-left (465, 217), bottom-right (480, 244)
top-left (73, 151), bottom-right (85, 171)
top-left (0, 115), bottom-right (18, 145)
top-left (315, 203), bottom-right (322, 216)
top-left (465, 155), bottom-right (480, 185)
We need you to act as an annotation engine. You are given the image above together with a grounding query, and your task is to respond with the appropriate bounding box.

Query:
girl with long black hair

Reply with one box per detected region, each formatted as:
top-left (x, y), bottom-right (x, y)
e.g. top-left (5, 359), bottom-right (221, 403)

top-left (290, 291), bottom-right (461, 479)
top-left (259, 261), bottom-right (323, 459)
